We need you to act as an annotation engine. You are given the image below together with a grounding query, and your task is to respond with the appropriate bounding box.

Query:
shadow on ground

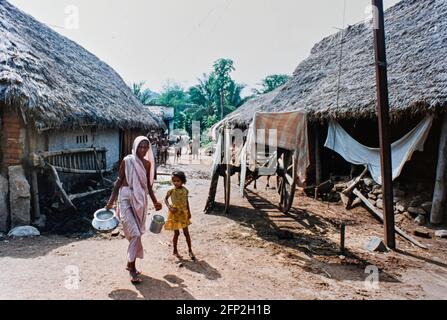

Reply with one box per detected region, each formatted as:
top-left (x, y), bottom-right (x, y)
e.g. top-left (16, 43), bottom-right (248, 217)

top-left (207, 188), bottom-right (400, 283)
top-left (108, 274), bottom-right (195, 300)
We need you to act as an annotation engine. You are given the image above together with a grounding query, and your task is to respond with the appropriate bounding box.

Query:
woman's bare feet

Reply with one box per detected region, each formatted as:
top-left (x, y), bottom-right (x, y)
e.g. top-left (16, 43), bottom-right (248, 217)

top-left (129, 270), bottom-right (142, 284)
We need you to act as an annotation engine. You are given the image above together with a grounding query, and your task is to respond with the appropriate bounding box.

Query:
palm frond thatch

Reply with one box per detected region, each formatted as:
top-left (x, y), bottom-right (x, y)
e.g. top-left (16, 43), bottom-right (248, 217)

top-left (0, 1), bottom-right (165, 130)
top-left (227, 0), bottom-right (447, 126)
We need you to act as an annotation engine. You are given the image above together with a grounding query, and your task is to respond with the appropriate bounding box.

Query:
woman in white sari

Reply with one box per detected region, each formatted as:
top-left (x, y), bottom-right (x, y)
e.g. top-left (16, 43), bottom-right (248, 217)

top-left (106, 136), bottom-right (162, 284)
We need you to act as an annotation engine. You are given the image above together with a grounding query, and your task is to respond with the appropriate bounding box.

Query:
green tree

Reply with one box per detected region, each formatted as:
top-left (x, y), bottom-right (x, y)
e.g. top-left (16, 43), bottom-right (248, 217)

top-left (253, 74), bottom-right (290, 95)
top-left (130, 81), bottom-right (159, 105)
top-left (156, 82), bottom-right (190, 130)
top-left (212, 58), bottom-right (236, 120)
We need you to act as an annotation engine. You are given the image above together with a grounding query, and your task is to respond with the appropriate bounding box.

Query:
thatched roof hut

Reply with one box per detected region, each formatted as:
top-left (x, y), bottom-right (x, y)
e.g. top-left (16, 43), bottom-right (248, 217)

top-left (0, 0), bottom-right (165, 131)
top-left (227, 0), bottom-right (446, 127)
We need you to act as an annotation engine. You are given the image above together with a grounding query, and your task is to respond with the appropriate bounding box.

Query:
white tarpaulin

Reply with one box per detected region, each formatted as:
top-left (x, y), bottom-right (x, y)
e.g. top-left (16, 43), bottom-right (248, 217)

top-left (324, 116), bottom-right (433, 185)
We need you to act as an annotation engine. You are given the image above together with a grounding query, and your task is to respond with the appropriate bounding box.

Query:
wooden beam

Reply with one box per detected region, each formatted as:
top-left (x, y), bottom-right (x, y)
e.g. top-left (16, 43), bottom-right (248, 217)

top-left (52, 166), bottom-right (109, 175)
top-left (431, 112), bottom-right (447, 224)
top-left (47, 164), bottom-right (76, 210)
top-left (353, 188), bottom-right (427, 249)
top-left (68, 189), bottom-right (107, 201)
top-left (39, 147), bottom-right (107, 158)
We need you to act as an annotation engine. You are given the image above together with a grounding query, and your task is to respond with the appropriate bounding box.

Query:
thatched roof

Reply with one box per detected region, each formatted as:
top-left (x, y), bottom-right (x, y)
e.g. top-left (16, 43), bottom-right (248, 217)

top-left (227, 0), bottom-right (447, 126)
top-left (143, 105), bottom-right (174, 121)
top-left (0, 0), bottom-right (165, 131)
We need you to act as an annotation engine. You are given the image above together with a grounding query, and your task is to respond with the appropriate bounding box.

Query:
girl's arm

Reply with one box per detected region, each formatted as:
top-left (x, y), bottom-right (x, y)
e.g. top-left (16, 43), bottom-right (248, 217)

top-left (165, 191), bottom-right (177, 213)
top-left (106, 160), bottom-right (125, 209)
top-left (186, 198), bottom-right (191, 219)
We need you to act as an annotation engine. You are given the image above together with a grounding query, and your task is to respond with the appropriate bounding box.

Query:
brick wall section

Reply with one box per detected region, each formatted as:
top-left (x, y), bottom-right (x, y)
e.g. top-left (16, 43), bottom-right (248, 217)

top-left (1, 109), bottom-right (25, 167)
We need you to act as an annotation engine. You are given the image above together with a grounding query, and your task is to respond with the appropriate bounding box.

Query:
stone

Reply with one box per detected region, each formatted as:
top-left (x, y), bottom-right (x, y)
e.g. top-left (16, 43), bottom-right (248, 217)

top-left (7, 226), bottom-right (40, 238)
top-left (364, 178), bottom-right (375, 187)
top-left (409, 199), bottom-right (423, 208)
top-left (111, 228), bottom-right (120, 237)
top-left (414, 214), bottom-right (426, 226)
top-left (413, 230), bottom-right (431, 239)
top-left (420, 202), bottom-right (432, 214)
top-left (334, 183), bottom-right (347, 192)
top-left (32, 215), bottom-right (47, 229)
top-left (434, 230), bottom-right (447, 238)
top-left (408, 207), bottom-right (426, 216)
top-left (403, 212), bottom-right (412, 220)
top-left (352, 197), bottom-right (362, 208)
top-left (376, 199), bottom-right (383, 209)
top-left (0, 175), bottom-right (9, 233)
top-left (370, 200), bottom-right (377, 206)
top-left (393, 197), bottom-right (401, 204)
top-left (368, 193), bottom-right (377, 200)
top-left (396, 202), bottom-right (407, 213)
top-left (373, 188), bottom-right (382, 195)
top-left (372, 185), bottom-right (381, 192)
top-left (395, 215), bottom-right (405, 224)
top-left (365, 237), bottom-right (388, 252)
top-left (0, 232), bottom-right (6, 240)
top-left (378, 194), bottom-right (383, 199)
top-left (8, 166), bottom-right (31, 228)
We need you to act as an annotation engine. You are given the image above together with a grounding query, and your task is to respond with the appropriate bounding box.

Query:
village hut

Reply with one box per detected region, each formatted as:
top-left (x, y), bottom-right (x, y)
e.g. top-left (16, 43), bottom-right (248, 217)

top-left (143, 105), bottom-right (175, 135)
top-left (0, 0), bottom-right (165, 232)
top-left (222, 0), bottom-right (447, 223)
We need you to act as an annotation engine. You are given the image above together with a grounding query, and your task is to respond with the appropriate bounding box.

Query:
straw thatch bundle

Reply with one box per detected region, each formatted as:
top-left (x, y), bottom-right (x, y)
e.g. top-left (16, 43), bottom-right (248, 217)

top-left (228, 0), bottom-right (447, 127)
top-left (0, 0), bottom-right (165, 131)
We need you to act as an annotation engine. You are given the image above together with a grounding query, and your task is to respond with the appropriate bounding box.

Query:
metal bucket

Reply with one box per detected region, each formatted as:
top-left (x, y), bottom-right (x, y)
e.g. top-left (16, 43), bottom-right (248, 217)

top-left (149, 215), bottom-right (165, 234)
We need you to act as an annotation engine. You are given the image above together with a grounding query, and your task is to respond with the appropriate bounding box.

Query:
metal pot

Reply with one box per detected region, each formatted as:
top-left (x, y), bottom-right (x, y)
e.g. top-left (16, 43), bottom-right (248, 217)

top-left (92, 208), bottom-right (119, 232)
top-left (149, 214), bottom-right (165, 234)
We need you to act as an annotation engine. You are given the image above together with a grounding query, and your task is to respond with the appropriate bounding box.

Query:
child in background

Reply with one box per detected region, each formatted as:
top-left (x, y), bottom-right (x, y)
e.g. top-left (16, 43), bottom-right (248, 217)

top-left (164, 171), bottom-right (196, 261)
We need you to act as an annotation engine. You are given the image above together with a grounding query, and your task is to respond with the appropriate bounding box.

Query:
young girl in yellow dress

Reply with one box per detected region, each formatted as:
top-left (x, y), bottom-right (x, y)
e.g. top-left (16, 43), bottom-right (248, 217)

top-left (164, 171), bottom-right (196, 260)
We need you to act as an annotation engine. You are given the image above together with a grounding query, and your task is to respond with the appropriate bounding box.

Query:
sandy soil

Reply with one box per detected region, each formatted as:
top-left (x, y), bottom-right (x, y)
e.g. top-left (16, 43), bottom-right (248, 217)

top-left (1, 156), bottom-right (447, 300)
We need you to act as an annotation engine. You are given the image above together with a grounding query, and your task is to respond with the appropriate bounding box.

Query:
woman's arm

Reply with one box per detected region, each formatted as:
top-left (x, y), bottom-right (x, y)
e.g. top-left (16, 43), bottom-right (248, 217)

top-left (145, 161), bottom-right (162, 211)
top-left (106, 160), bottom-right (125, 209)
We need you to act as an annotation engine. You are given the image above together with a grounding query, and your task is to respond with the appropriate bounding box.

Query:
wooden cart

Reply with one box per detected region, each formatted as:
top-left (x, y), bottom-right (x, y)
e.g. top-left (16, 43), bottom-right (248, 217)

top-left (205, 111), bottom-right (307, 214)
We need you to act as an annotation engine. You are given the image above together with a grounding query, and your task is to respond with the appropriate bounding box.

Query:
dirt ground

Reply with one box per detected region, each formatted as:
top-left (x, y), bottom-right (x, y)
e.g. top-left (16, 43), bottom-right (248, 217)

top-left (1, 155), bottom-right (447, 300)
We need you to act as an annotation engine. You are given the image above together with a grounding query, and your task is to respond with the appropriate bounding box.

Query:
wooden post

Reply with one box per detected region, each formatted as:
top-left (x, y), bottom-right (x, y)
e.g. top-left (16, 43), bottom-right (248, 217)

top-left (372, 0), bottom-right (395, 249)
top-left (340, 223), bottom-right (346, 254)
top-left (431, 113), bottom-right (447, 224)
top-left (315, 124), bottom-right (322, 186)
top-left (26, 122), bottom-right (41, 220)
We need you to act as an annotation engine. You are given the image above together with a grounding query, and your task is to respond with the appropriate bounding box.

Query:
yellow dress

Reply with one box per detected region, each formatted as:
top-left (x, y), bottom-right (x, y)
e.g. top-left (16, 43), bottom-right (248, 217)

top-left (164, 187), bottom-right (191, 230)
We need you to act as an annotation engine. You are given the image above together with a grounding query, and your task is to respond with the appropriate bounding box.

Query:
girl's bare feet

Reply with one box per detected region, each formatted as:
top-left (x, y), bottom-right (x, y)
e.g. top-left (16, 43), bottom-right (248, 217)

top-left (189, 250), bottom-right (196, 261)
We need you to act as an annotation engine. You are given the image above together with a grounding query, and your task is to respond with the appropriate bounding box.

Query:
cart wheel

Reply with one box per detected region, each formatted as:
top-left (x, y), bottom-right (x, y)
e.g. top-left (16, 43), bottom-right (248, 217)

top-left (277, 150), bottom-right (297, 213)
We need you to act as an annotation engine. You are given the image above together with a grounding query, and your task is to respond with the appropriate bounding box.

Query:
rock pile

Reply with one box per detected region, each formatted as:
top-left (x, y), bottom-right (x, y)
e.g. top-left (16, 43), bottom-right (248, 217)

top-left (339, 178), bottom-right (433, 226)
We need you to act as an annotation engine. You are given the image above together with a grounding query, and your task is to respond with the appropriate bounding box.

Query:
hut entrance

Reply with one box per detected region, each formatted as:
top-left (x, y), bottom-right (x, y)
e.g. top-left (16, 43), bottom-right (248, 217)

top-left (119, 128), bottom-right (147, 160)
top-left (319, 114), bottom-right (439, 185)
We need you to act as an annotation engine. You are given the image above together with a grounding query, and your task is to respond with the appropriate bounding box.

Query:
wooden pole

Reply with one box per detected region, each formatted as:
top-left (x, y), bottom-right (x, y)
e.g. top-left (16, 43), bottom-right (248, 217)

top-left (372, 0), bottom-right (395, 249)
top-left (431, 113), bottom-right (447, 224)
top-left (315, 124), bottom-right (322, 186)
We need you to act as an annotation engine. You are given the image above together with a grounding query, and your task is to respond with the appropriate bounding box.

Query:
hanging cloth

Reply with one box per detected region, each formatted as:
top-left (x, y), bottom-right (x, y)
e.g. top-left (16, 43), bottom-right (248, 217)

top-left (324, 116), bottom-right (433, 185)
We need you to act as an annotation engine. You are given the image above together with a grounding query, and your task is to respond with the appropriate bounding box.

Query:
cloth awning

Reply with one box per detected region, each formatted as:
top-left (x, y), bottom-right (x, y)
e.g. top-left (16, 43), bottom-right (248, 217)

top-left (324, 116), bottom-right (433, 184)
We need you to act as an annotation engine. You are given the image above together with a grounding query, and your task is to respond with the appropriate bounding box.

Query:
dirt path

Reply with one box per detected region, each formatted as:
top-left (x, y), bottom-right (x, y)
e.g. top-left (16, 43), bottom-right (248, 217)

top-left (1, 159), bottom-right (447, 299)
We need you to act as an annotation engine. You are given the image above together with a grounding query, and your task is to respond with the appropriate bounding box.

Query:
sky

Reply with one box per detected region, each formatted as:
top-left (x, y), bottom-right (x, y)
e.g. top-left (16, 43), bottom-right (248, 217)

top-left (9, 0), bottom-right (401, 96)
